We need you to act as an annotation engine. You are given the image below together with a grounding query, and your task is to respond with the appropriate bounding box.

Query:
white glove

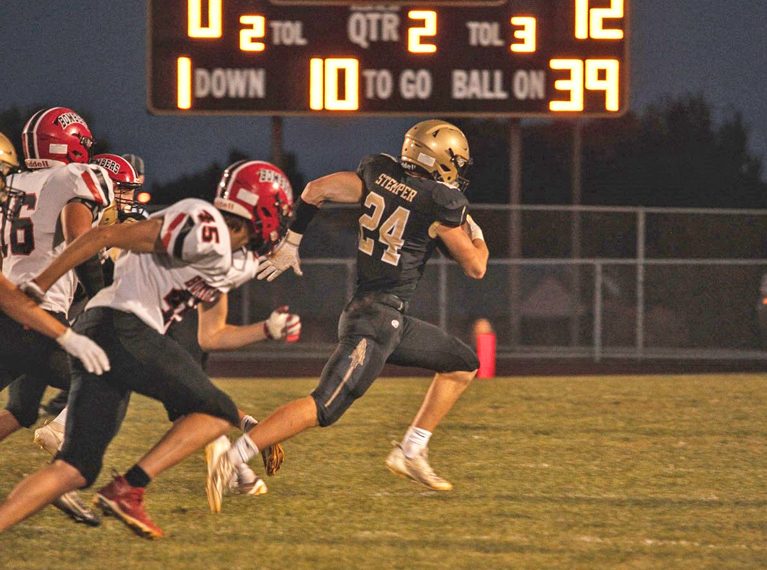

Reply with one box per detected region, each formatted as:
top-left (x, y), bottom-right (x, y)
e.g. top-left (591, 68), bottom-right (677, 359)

top-left (263, 305), bottom-right (302, 342)
top-left (20, 280), bottom-right (46, 304)
top-left (256, 230), bottom-right (303, 282)
top-left (56, 329), bottom-right (111, 375)
top-left (465, 214), bottom-right (485, 243)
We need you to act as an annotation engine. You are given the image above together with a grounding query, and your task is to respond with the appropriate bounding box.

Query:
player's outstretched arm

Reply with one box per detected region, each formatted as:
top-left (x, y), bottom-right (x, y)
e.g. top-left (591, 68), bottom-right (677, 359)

top-left (0, 275), bottom-right (110, 374)
top-left (256, 172), bottom-right (363, 282)
top-left (32, 218), bottom-right (164, 293)
top-left (436, 215), bottom-right (489, 279)
top-left (0, 275), bottom-right (67, 338)
top-left (198, 294), bottom-right (301, 351)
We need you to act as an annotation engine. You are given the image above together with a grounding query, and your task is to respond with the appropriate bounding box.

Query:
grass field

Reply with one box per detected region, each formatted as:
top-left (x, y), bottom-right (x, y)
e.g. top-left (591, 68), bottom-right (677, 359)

top-left (1, 374), bottom-right (766, 569)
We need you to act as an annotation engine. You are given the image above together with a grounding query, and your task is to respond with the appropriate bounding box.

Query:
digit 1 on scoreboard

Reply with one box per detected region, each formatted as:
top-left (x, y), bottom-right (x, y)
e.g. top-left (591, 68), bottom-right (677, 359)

top-left (177, 56), bottom-right (193, 110)
top-left (309, 58), bottom-right (360, 111)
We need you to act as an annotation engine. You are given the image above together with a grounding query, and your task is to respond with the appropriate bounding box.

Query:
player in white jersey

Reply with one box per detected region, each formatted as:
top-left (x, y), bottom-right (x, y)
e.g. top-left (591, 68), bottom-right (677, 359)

top-left (0, 131), bottom-right (109, 373)
top-left (0, 160), bottom-right (293, 539)
top-left (34, 154), bottom-right (299, 498)
top-left (0, 108), bottom-right (114, 446)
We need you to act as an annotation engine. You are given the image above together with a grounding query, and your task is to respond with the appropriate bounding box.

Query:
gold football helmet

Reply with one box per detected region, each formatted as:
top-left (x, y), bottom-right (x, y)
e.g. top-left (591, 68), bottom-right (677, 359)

top-left (401, 119), bottom-right (471, 190)
top-left (0, 132), bottom-right (19, 176)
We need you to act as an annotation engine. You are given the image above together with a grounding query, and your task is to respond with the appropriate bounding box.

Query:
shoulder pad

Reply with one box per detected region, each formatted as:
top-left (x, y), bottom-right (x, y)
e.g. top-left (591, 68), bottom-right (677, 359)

top-left (62, 163), bottom-right (114, 209)
top-left (157, 199), bottom-right (231, 275)
top-left (432, 184), bottom-right (468, 228)
top-left (356, 153), bottom-right (396, 179)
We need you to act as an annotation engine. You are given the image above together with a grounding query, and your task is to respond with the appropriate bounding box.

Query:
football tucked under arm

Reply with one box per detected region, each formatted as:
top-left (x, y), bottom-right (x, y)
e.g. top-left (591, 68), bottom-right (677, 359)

top-left (434, 220), bottom-right (488, 279)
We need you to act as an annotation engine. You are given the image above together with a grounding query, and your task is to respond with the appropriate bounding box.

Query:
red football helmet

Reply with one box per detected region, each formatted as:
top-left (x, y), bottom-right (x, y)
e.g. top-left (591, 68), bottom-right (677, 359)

top-left (22, 107), bottom-right (94, 169)
top-left (92, 153), bottom-right (142, 212)
top-left (214, 160), bottom-right (293, 255)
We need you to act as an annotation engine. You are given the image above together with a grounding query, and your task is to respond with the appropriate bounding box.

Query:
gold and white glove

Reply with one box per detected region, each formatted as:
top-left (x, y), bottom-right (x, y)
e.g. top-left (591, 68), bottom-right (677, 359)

top-left (256, 230), bottom-right (303, 282)
top-left (263, 305), bottom-right (302, 342)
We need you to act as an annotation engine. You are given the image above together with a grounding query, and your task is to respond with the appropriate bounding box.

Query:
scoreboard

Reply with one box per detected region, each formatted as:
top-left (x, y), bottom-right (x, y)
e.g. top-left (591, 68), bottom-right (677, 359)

top-left (148, 0), bottom-right (629, 116)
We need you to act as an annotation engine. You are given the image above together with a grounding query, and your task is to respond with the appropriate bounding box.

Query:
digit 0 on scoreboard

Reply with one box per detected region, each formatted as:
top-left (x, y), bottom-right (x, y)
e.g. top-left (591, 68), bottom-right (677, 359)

top-left (148, 0), bottom-right (629, 117)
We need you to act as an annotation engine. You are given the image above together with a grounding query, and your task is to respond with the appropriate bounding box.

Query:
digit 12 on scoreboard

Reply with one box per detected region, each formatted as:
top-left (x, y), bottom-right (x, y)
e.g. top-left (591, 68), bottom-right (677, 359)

top-left (148, 0), bottom-right (629, 117)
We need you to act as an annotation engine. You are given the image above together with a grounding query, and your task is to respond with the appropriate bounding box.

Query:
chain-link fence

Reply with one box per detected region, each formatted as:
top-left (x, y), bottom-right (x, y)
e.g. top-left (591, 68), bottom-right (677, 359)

top-left (223, 205), bottom-right (767, 362)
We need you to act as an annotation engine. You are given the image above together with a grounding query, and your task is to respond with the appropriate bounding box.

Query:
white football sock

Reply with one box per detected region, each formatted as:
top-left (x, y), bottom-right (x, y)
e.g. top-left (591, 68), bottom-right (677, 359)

top-left (227, 434), bottom-right (259, 465)
top-left (236, 462), bottom-right (257, 485)
top-left (402, 426), bottom-right (432, 459)
top-left (240, 414), bottom-right (258, 432)
top-left (51, 407), bottom-right (68, 428)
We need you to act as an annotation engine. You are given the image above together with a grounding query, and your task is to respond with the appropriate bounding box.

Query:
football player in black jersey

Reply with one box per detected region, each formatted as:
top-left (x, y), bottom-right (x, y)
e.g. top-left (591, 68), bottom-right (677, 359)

top-left (205, 120), bottom-right (488, 511)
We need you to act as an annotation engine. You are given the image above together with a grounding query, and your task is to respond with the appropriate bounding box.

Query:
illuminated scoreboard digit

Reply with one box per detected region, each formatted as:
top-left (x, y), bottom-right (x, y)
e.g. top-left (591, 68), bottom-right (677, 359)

top-left (148, 0), bottom-right (629, 116)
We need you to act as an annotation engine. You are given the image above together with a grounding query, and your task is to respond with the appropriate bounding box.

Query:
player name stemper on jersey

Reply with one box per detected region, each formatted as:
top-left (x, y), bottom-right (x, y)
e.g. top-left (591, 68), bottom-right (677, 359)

top-left (373, 173), bottom-right (418, 203)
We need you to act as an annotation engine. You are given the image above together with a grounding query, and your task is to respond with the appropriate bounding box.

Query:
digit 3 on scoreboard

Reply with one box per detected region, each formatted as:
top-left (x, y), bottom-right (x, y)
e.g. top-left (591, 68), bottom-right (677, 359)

top-left (149, 0), bottom-right (628, 117)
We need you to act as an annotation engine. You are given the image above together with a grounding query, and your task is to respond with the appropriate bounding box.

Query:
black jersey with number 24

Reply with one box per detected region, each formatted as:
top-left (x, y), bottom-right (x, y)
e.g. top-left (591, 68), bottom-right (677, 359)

top-left (354, 154), bottom-right (468, 303)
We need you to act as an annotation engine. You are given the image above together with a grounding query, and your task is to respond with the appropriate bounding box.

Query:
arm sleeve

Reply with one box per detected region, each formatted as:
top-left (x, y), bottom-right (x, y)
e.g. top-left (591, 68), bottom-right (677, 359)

top-left (432, 185), bottom-right (469, 228)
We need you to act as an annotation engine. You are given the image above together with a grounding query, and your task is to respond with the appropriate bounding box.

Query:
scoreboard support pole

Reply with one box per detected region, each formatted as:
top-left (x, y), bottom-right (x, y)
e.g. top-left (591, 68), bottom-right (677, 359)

top-left (508, 119), bottom-right (523, 348)
top-left (569, 120), bottom-right (583, 347)
top-left (271, 116), bottom-right (284, 169)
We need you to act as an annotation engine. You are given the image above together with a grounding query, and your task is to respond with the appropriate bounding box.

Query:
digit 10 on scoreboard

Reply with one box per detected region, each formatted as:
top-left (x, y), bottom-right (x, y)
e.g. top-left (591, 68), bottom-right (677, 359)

top-left (148, 0), bottom-right (629, 117)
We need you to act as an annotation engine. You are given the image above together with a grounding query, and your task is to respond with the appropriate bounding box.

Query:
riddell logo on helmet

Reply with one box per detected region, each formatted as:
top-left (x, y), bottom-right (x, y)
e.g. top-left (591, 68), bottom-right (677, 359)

top-left (258, 169), bottom-right (287, 189)
top-left (26, 158), bottom-right (56, 169)
top-left (55, 112), bottom-right (86, 130)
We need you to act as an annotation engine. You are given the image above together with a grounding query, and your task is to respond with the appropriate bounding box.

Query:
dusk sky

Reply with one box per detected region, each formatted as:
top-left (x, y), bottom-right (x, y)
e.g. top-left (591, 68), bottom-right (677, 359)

top-left (1, 0), bottom-right (765, 190)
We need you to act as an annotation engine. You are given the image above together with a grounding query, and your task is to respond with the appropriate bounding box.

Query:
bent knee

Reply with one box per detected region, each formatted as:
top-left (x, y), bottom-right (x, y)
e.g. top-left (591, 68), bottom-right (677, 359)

top-left (55, 454), bottom-right (101, 488)
top-left (6, 405), bottom-right (38, 429)
top-left (311, 392), bottom-right (349, 428)
top-left (438, 369), bottom-right (477, 385)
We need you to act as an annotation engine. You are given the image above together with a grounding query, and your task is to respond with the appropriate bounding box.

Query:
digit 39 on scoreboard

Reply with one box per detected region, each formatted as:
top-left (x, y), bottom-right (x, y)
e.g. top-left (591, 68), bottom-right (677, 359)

top-left (148, 0), bottom-right (629, 116)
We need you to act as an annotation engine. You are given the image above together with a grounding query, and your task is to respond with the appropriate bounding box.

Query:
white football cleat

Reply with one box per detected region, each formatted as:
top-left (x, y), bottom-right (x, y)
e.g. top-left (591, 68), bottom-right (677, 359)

top-left (385, 443), bottom-right (453, 492)
top-left (205, 435), bottom-right (236, 513)
top-left (53, 490), bottom-right (101, 527)
top-left (227, 463), bottom-right (268, 496)
top-left (33, 421), bottom-right (65, 455)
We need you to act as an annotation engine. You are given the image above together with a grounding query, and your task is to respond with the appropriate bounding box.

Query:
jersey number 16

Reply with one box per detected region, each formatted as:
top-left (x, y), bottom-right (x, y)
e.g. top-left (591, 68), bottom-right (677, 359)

top-left (358, 192), bottom-right (410, 266)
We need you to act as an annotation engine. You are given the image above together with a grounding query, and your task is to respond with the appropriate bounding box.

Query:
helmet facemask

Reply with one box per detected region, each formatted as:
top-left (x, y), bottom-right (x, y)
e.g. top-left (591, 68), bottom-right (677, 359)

top-left (247, 197), bottom-right (292, 256)
top-left (70, 132), bottom-right (95, 164)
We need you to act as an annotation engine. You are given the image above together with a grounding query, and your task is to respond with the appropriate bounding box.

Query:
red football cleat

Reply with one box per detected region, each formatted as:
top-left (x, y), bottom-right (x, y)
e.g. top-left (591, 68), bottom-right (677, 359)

top-left (95, 471), bottom-right (164, 539)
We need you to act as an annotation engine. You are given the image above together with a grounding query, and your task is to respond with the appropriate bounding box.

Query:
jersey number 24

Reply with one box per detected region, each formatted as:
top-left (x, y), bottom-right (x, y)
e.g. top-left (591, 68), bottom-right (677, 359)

top-left (358, 192), bottom-right (410, 266)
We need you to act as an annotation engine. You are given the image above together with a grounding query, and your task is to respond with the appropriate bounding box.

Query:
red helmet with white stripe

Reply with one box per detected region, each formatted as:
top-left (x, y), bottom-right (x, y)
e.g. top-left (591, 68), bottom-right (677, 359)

top-left (214, 160), bottom-right (293, 255)
top-left (92, 153), bottom-right (141, 212)
top-left (22, 107), bottom-right (94, 169)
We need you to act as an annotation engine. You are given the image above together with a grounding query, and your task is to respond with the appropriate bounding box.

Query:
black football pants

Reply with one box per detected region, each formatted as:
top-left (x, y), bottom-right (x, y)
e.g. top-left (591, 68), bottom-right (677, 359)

top-left (311, 292), bottom-right (479, 426)
top-left (0, 311), bottom-right (71, 427)
top-left (57, 307), bottom-right (239, 486)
